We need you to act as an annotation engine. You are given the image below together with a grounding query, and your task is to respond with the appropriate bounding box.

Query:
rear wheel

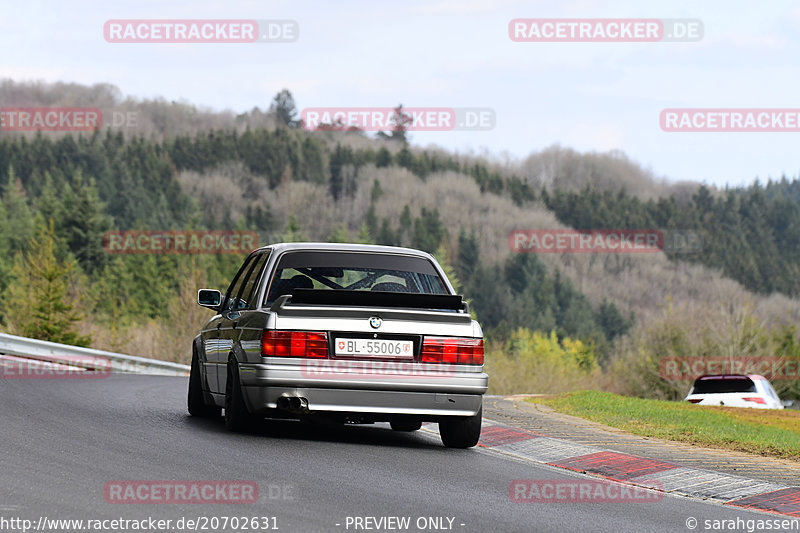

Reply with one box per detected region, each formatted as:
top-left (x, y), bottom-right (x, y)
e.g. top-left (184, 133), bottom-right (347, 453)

top-left (224, 358), bottom-right (257, 432)
top-left (390, 417), bottom-right (422, 432)
top-left (439, 405), bottom-right (482, 448)
top-left (188, 351), bottom-right (221, 418)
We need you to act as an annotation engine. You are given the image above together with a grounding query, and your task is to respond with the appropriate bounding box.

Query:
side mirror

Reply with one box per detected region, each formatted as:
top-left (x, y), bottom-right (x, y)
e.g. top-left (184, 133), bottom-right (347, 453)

top-left (197, 289), bottom-right (222, 310)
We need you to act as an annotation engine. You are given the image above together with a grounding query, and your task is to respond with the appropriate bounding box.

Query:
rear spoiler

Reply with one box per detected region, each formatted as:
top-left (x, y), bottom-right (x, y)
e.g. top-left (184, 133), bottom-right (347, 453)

top-left (290, 289), bottom-right (468, 312)
top-left (268, 289), bottom-right (472, 323)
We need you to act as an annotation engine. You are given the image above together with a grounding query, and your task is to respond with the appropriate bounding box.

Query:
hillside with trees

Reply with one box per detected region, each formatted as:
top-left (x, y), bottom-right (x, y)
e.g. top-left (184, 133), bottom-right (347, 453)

top-left (1, 79), bottom-right (799, 401)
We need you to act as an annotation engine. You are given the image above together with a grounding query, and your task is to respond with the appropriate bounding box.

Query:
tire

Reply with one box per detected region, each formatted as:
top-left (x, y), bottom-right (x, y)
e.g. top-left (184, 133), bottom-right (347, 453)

top-left (224, 358), bottom-right (257, 432)
top-left (188, 351), bottom-right (221, 418)
top-left (439, 405), bottom-right (482, 448)
top-left (390, 417), bottom-right (423, 432)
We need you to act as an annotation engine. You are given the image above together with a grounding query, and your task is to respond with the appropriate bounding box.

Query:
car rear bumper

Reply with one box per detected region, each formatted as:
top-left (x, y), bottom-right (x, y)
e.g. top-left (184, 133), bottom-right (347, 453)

top-left (688, 399), bottom-right (779, 409)
top-left (239, 360), bottom-right (488, 417)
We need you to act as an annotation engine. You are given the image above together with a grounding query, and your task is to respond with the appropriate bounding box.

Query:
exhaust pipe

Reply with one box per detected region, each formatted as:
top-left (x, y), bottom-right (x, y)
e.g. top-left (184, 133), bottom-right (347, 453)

top-left (277, 396), bottom-right (308, 413)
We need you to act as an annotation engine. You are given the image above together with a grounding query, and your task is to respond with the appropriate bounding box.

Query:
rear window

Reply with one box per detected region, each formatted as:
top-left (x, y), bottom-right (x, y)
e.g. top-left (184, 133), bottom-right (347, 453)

top-left (265, 251), bottom-right (449, 304)
top-left (692, 376), bottom-right (756, 394)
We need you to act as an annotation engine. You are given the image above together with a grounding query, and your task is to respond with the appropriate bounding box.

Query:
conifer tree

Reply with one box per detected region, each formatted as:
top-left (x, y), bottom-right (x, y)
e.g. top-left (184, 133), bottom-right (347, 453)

top-left (5, 221), bottom-right (91, 346)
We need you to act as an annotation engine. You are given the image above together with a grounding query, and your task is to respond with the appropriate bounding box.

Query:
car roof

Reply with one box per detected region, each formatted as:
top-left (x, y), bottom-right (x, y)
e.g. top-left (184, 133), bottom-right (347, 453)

top-left (254, 242), bottom-right (436, 259)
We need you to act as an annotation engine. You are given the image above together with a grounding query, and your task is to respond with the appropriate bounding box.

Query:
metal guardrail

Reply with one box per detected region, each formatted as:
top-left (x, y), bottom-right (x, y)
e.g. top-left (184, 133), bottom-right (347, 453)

top-left (0, 332), bottom-right (189, 376)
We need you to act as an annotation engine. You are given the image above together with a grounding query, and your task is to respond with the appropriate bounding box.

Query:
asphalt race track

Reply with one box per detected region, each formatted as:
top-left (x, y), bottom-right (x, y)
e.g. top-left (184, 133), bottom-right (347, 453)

top-left (0, 375), bottom-right (782, 533)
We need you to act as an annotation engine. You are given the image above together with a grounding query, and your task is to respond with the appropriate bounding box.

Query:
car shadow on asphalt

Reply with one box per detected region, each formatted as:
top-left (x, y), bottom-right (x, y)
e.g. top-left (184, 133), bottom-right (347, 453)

top-left (184, 414), bottom-right (451, 450)
top-left (186, 415), bottom-right (454, 449)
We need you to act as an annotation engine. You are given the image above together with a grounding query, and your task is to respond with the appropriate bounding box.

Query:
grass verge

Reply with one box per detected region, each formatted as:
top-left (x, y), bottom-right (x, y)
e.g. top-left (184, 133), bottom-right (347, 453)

top-left (530, 390), bottom-right (800, 461)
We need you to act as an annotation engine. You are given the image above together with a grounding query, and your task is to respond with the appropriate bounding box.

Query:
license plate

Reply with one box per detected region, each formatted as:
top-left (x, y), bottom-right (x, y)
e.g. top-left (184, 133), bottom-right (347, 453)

top-left (335, 338), bottom-right (414, 358)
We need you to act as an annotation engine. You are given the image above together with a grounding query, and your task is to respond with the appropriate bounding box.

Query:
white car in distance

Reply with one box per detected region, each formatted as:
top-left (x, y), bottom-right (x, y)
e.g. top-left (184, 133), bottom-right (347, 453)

top-left (684, 374), bottom-right (786, 409)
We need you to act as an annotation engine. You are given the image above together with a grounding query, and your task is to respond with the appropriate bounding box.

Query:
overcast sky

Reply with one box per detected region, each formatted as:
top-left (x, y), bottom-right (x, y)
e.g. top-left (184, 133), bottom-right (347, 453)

top-left (2, 0), bottom-right (799, 188)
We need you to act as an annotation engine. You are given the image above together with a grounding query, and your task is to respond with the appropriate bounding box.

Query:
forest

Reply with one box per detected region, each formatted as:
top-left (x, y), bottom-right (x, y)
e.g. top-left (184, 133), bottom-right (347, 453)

top-left (1, 80), bottom-right (799, 400)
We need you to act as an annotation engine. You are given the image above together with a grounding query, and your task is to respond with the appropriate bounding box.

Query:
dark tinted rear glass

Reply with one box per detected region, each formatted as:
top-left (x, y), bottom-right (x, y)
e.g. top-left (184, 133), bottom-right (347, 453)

top-left (692, 377), bottom-right (756, 394)
top-left (265, 251), bottom-right (448, 303)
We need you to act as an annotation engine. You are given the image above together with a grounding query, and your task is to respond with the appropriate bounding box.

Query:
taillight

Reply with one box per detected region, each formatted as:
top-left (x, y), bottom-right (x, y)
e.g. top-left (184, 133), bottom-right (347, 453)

top-left (686, 399), bottom-right (702, 404)
top-left (742, 396), bottom-right (766, 405)
top-left (421, 337), bottom-right (484, 365)
top-left (261, 331), bottom-right (328, 358)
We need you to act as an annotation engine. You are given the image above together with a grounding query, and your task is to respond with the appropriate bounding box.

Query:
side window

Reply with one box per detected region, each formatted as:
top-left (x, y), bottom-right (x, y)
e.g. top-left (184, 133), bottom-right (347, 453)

top-left (223, 255), bottom-right (256, 312)
top-left (236, 252), bottom-right (270, 310)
